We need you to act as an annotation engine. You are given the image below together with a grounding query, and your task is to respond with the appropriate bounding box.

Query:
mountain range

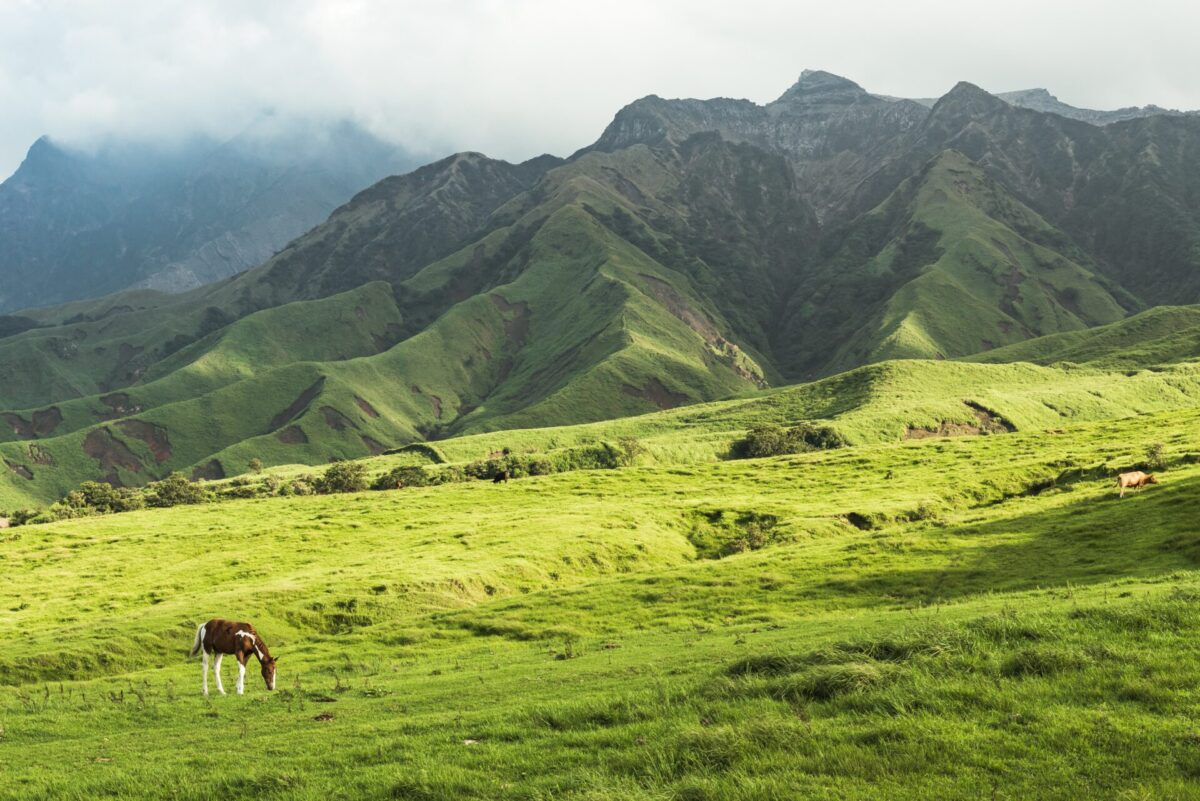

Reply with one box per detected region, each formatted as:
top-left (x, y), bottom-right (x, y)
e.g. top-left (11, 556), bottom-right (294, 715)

top-left (0, 118), bottom-right (417, 312)
top-left (2, 70), bottom-right (1200, 508)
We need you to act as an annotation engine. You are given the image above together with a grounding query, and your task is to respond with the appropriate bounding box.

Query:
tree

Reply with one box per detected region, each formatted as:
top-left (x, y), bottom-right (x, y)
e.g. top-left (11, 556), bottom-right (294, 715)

top-left (148, 473), bottom-right (207, 507)
top-left (316, 461), bottom-right (368, 494)
top-left (372, 465), bottom-right (430, 490)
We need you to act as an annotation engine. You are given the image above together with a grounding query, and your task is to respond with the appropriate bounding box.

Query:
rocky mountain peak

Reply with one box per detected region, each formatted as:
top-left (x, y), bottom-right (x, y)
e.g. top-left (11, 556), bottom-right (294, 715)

top-left (928, 81), bottom-right (1009, 120)
top-left (774, 70), bottom-right (870, 105)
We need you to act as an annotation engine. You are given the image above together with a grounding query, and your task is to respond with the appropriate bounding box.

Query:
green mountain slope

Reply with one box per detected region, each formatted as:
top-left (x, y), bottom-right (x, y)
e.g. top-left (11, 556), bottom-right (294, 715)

top-left (778, 150), bottom-right (1129, 376)
top-left (968, 304), bottom-right (1200, 367)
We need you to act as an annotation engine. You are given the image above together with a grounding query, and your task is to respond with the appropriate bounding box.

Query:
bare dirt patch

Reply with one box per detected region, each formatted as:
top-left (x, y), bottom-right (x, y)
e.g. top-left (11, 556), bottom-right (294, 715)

top-left (905, 402), bottom-right (1016, 440)
top-left (623, 378), bottom-right (689, 410)
top-left (98, 393), bottom-right (144, 420)
top-left (361, 435), bottom-right (386, 455)
top-left (191, 460), bottom-right (225, 481)
top-left (490, 294), bottom-right (531, 346)
top-left (2, 413), bottom-right (32, 439)
top-left (277, 425), bottom-right (308, 444)
top-left (321, 406), bottom-right (354, 432)
top-left (354, 396), bottom-right (380, 418)
top-left (27, 444), bottom-right (54, 465)
top-left (117, 420), bottom-right (172, 463)
top-left (638, 274), bottom-right (720, 344)
top-left (412, 385), bottom-right (443, 419)
top-left (372, 322), bottom-right (405, 352)
top-left (82, 428), bottom-right (144, 484)
top-left (31, 407), bottom-right (62, 436)
top-left (270, 378), bottom-right (325, 431)
top-left (5, 460), bottom-right (33, 480)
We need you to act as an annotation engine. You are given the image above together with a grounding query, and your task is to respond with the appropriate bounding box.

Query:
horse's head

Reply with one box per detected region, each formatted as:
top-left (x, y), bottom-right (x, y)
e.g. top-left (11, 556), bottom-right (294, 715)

top-left (261, 656), bottom-right (278, 690)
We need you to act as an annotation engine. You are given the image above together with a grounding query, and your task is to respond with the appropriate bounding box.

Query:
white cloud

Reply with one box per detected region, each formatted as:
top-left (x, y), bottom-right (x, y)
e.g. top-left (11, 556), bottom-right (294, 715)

top-left (2, 0), bottom-right (1199, 178)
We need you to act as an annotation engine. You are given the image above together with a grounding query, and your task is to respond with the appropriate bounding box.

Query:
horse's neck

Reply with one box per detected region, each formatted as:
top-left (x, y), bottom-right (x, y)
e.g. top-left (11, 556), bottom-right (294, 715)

top-left (252, 636), bottom-right (272, 662)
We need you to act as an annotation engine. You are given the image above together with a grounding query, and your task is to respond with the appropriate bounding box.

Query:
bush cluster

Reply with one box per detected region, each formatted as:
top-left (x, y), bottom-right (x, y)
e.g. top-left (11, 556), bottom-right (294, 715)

top-left (314, 461), bottom-right (368, 494)
top-left (462, 439), bottom-right (642, 481)
top-left (8, 438), bottom-right (648, 526)
top-left (730, 423), bottom-right (848, 459)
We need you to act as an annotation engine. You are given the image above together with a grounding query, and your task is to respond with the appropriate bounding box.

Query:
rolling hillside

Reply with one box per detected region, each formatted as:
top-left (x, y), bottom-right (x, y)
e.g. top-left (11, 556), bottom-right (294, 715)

top-left (3, 380), bottom-right (1199, 798)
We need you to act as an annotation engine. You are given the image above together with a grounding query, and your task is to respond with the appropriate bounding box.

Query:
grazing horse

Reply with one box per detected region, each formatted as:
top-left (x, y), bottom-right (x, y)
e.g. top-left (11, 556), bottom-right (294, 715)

top-left (190, 618), bottom-right (277, 695)
top-left (1116, 470), bottom-right (1159, 498)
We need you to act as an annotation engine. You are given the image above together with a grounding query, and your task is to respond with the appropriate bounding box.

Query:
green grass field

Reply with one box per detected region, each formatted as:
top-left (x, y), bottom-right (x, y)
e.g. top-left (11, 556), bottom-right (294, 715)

top-left (3, 392), bottom-right (1199, 799)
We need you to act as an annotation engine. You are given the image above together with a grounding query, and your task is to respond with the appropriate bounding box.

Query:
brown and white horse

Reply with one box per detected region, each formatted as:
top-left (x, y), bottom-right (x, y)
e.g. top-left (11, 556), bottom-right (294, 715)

top-left (190, 618), bottom-right (277, 695)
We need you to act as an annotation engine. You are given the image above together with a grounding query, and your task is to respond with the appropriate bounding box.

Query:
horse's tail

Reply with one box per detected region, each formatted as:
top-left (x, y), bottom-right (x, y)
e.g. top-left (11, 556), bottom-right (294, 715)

top-left (190, 623), bottom-right (205, 657)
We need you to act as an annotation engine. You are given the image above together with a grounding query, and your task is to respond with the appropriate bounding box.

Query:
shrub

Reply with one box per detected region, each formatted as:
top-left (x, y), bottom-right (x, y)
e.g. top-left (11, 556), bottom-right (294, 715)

top-left (147, 472), bottom-right (208, 507)
top-left (735, 424), bottom-right (792, 458)
top-left (372, 465), bottom-right (431, 490)
top-left (248, 458), bottom-right (264, 474)
top-left (9, 508), bottom-right (41, 526)
top-left (1145, 442), bottom-right (1167, 470)
top-left (316, 461), bottom-right (368, 494)
top-left (731, 423), bottom-right (848, 459)
top-left (615, 437), bottom-right (645, 466)
top-left (66, 481), bottom-right (145, 514)
top-left (288, 476), bottom-right (316, 496)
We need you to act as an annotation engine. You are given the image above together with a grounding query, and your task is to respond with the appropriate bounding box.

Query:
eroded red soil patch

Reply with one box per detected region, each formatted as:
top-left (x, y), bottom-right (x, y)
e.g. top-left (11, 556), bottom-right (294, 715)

top-left (98, 393), bottom-right (144, 420)
top-left (904, 402), bottom-right (1016, 440)
top-left (270, 378), bottom-right (325, 431)
top-left (361, 435), bottom-right (386, 454)
top-left (354, 396), bottom-right (380, 418)
top-left (2, 413), bottom-right (32, 438)
top-left (321, 406), bottom-right (354, 432)
top-left (5, 459), bottom-right (33, 480)
top-left (82, 428), bottom-right (143, 484)
top-left (117, 420), bottom-right (172, 463)
top-left (31, 407), bottom-right (62, 436)
top-left (277, 425), bottom-right (309, 444)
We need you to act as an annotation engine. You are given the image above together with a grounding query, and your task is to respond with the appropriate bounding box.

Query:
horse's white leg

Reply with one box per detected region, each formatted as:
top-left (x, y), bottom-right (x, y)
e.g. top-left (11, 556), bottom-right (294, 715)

top-left (214, 653), bottom-right (226, 695)
top-left (236, 660), bottom-right (246, 695)
top-left (202, 649), bottom-right (209, 696)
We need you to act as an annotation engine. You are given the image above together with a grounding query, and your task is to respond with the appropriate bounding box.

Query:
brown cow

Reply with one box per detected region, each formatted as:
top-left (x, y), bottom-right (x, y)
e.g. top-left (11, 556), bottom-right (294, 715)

top-left (190, 618), bottom-right (277, 695)
top-left (1116, 471), bottom-right (1158, 498)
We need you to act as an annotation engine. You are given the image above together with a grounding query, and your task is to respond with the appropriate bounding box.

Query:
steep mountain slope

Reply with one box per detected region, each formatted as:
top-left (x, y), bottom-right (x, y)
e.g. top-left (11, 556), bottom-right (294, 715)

top-left (778, 150), bottom-right (1129, 376)
top-left (0, 120), bottom-right (417, 312)
top-left (1, 135), bottom-right (803, 504)
top-left (851, 82), bottom-right (1200, 305)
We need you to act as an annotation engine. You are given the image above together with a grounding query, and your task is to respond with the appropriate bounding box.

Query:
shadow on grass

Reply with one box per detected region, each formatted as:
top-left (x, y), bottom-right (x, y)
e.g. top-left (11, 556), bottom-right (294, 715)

top-left (819, 472), bottom-right (1200, 605)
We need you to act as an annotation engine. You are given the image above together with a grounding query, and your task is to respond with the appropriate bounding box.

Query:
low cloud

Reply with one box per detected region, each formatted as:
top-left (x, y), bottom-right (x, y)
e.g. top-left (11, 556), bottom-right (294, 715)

top-left (3, 0), bottom-right (1199, 178)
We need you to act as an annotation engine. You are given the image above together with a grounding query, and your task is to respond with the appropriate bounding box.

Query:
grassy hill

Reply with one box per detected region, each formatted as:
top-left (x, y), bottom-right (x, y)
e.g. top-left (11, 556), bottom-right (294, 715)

top-left (3, 393), bottom-right (1199, 798)
top-left (968, 304), bottom-right (1200, 368)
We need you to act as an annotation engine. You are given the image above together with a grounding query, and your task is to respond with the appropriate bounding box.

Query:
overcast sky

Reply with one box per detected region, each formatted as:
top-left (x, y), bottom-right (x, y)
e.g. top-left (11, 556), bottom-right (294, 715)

top-left (3, 0), bottom-right (1199, 180)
